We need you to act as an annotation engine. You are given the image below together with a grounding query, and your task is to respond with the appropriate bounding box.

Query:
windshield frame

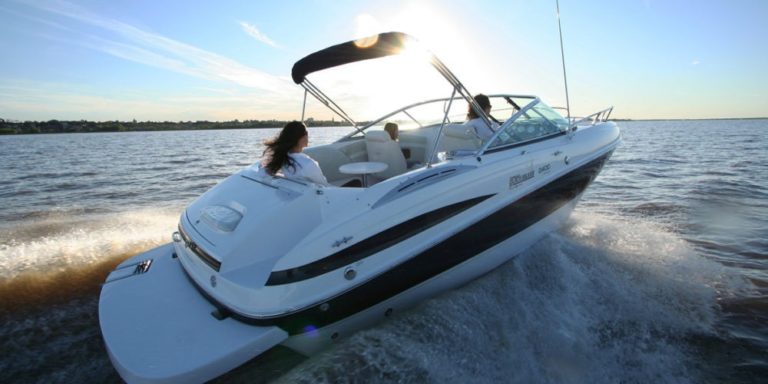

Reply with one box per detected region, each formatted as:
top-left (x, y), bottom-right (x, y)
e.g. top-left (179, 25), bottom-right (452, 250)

top-left (340, 94), bottom-right (539, 139)
top-left (478, 98), bottom-right (571, 155)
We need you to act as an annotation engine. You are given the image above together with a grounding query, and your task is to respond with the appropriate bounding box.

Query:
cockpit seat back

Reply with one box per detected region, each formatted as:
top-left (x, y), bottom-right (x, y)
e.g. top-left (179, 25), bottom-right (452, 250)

top-left (436, 123), bottom-right (482, 157)
top-left (365, 130), bottom-right (407, 179)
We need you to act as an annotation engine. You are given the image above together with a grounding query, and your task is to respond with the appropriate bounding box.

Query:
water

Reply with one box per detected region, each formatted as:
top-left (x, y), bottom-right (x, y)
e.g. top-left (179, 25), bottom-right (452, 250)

top-left (1, 120), bottom-right (766, 383)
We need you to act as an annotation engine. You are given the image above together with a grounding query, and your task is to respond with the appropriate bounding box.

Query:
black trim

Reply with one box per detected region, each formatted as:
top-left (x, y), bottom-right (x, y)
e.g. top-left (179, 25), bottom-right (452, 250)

top-left (266, 195), bottom-right (493, 285)
top-left (178, 224), bottom-right (221, 272)
top-left (484, 131), bottom-right (566, 154)
top-left (186, 152), bottom-right (612, 335)
top-left (261, 152), bottom-right (611, 334)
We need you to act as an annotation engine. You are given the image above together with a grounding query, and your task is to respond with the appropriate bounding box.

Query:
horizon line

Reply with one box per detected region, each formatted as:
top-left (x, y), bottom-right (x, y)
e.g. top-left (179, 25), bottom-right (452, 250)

top-left (3, 116), bottom-right (767, 124)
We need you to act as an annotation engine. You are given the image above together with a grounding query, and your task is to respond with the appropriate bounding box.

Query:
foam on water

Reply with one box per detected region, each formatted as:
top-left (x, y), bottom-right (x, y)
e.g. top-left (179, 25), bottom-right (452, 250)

top-left (0, 209), bottom-right (179, 313)
top-left (273, 211), bottom-right (746, 384)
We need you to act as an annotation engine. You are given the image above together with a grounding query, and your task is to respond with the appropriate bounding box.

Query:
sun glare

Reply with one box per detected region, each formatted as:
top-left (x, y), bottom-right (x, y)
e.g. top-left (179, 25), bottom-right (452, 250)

top-left (305, 6), bottom-right (481, 121)
top-left (354, 14), bottom-right (382, 47)
top-left (400, 39), bottom-right (433, 63)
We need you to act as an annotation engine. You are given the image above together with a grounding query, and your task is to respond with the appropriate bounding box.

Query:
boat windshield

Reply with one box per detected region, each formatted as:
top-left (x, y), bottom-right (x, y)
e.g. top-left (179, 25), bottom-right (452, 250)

top-left (485, 100), bottom-right (569, 150)
top-left (345, 94), bottom-right (537, 140)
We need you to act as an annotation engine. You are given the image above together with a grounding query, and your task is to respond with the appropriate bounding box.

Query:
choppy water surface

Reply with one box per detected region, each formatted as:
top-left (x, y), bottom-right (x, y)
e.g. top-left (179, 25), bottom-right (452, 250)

top-left (1, 120), bottom-right (766, 383)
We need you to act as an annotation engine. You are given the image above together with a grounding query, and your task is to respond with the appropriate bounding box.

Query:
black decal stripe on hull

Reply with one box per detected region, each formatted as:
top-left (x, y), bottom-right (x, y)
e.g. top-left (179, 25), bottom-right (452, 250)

top-left (261, 152), bottom-right (612, 334)
top-left (266, 194), bottom-right (494, 285)
top-left (186, 152), bottom-right (611, 335)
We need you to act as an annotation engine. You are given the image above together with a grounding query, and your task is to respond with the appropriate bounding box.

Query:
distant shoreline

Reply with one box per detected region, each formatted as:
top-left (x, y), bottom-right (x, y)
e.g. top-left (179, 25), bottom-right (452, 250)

top-left (1, 117), bottom-right (765, 135)
top-left (0, 119), bottom-right (353, 135)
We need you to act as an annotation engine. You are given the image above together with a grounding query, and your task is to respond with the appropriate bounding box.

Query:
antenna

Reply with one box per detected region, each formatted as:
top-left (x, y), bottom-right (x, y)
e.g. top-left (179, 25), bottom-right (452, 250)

top-left (555, 0), bottom-right (571, 127)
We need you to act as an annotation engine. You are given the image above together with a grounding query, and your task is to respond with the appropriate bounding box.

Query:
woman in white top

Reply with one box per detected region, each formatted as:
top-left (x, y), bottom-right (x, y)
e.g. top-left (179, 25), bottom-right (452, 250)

top-left (261, 121), bottom-right (328, 184)
top-left (465, 93), bottom-right (499, 142)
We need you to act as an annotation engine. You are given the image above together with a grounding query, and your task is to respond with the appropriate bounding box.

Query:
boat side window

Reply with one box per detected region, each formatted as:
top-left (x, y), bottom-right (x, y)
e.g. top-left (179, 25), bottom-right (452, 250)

top-left (489, 101), bottom-right (569, 147)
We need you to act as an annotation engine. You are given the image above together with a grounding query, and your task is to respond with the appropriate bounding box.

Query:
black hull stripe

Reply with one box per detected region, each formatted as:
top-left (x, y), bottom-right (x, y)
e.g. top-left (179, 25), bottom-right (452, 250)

top-left (266, 195), bottom-right (494, 285)
top-left (484, 130), bottom-right (567, 154)
top-left (200, 152), bottom-right (612, 334)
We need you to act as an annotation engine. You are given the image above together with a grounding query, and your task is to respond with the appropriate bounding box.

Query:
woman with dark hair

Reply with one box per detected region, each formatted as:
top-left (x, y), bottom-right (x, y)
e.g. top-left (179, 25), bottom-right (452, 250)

top-left (383, 122), bottom-right (399, 141)
top-left (261, 121), bottom-right (327, 184)
top-left (465, 93), bottom-right (499, 141)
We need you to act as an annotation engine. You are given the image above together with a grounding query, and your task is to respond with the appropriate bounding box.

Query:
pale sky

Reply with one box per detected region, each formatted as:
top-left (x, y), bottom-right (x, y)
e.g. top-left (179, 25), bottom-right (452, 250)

top-left (0, 0), bottom-right (766, 122)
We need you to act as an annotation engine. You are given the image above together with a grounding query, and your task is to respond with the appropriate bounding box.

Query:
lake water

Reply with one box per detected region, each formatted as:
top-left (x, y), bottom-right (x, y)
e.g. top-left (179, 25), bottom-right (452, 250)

top-left (0, 120), bottom-right (766, 383)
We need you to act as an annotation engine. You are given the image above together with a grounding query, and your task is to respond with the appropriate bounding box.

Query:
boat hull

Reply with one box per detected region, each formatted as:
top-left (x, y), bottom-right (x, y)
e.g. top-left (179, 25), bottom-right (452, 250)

top-left (250, 149), bottom-right (613, 336)
top-left (100, 190), bottom-right (584, 381)
top-left (282, 188), bottom-right (584, 354)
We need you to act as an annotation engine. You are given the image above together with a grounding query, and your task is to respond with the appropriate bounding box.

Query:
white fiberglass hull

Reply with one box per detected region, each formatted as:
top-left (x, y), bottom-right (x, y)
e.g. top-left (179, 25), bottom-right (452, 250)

top-left (282, 191), bottom-right (582, 355)
top-left (100, 172), bottom-right (590, 383)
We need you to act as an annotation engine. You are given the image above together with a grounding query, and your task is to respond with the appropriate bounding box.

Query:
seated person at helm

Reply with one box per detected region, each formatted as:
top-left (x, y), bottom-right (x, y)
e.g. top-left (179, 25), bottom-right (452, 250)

top-left (261, 121), bottom-right (328, 185)
top-left (384, 122), bottom-right (412, 159)
top-left (384, 122), bottom-right (399, 141)
top-left (464, 94), bottom-right (499, 141)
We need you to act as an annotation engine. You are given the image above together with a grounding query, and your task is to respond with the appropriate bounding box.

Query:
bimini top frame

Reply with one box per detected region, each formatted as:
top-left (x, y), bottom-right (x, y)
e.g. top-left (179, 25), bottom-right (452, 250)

top-left (291, 31), bottom-right (495, 163)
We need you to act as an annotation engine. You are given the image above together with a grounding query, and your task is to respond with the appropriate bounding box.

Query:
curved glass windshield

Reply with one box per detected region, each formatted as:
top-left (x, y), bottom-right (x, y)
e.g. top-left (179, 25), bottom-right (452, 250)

top-left (489, 101), bottom-right (568, 148)
top-left (343, 94), bottom-right (535, 140)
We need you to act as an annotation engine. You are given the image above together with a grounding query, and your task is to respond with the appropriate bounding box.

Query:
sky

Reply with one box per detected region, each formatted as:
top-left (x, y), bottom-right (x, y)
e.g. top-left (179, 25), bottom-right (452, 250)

top-left (0, 0), bottom-right (766, 122)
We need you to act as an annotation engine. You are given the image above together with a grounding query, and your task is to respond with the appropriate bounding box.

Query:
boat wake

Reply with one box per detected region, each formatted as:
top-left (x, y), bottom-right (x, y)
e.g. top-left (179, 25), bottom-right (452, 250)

top-left (0, 209), bottom-right (178, 315)
top-left (272, 211), bottom-right (744, 384)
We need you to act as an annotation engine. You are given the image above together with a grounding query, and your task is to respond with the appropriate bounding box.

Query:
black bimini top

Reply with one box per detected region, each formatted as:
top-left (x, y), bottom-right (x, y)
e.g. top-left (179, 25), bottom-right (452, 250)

top-left (291, 32), bottom-right (414, 84)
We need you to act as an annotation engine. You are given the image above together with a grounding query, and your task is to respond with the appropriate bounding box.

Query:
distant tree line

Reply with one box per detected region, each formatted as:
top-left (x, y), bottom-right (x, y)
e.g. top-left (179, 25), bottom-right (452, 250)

top-left (0, 117), bottom-right (353, 135)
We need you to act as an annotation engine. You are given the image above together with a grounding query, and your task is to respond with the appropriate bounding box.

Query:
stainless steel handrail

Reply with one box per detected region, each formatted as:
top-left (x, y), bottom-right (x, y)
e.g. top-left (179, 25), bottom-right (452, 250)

top-left (571, 106), bottom-right (614, 126)
top-left (426, 88), bottom-right (457, 168)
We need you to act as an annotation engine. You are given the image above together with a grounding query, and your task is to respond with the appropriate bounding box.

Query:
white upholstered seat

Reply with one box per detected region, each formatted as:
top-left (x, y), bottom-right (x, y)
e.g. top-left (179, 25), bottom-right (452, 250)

top-left (365, 130), bottom-right (407, 179)
top-left (438, 123), bottom-right (482, 154)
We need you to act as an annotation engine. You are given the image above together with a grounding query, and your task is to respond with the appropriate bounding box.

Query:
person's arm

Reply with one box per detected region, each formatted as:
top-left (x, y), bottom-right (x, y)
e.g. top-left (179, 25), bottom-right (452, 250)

top-left (305, 162), bottom-right (328, 185)
top-left (469, 119), bottom-right (494, 141)
top-left (299, 155), bottom-right (328, 185)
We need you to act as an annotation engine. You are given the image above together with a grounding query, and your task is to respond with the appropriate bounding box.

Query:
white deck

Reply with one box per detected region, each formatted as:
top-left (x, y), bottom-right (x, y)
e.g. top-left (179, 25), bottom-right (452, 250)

top-left (99, 244), bottom-right (287, 383)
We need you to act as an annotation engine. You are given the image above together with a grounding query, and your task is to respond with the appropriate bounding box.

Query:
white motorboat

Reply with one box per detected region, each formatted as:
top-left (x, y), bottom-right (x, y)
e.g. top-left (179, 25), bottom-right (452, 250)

top-left (99, 32), bottom-right (620, 383)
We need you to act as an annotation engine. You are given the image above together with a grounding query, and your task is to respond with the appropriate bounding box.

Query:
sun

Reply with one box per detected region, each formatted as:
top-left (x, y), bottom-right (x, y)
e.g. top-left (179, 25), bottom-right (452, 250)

top-left (344, 7), bottom-right (477, 117)
top-left (353, 5), bottom-right (473, 63)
